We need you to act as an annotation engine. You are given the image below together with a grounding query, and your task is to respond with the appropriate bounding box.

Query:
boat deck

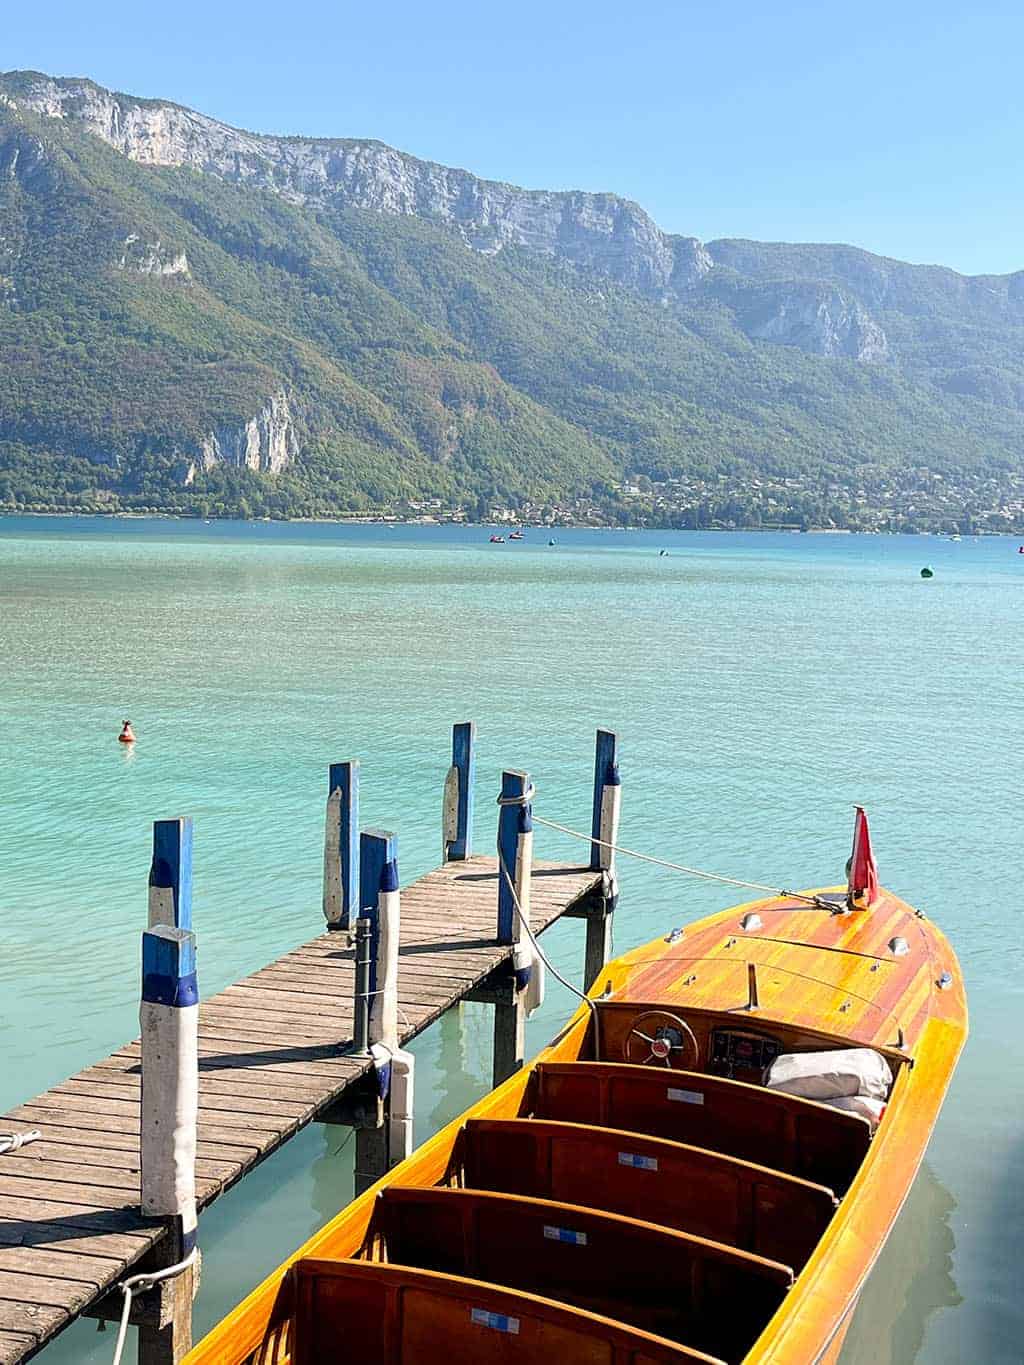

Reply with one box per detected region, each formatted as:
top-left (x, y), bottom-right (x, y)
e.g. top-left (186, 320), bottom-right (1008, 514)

top-left (0, 856), bottom-right (603, 1364)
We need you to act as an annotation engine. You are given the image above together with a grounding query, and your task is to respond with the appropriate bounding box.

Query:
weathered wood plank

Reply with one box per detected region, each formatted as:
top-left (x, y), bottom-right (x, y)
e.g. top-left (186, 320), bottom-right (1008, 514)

top-left (0, 1219), bottom-right (152, 1261)
top-left (0, 1328), bottom-right (42, 1365)
top-left (78, 1062), bottom-right (339, 1103)
top-left (8, 1149), bottom-right (238, 1186)
top-left (0, 1174), bottom-right (138, 1212)
top-left (0, 1269), bottom-right (98, 1310)
top-left (51, 1078), bottom-right (312, 1121)
top-left (7, 1106), bottom-right (281, 1154)
top-left (0, 1247), bottom-right (123, 1284)
top-left (0, 1300), bottom-right (66, 1338)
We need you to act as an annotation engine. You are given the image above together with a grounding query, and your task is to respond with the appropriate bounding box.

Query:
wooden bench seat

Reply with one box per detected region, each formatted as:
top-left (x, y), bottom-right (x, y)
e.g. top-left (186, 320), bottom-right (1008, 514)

top-left (459, 1118), bottom-right (837, 1269)
top-left (292, 1258), bottom-right (725, 1364)
top-left (371, 1186), bottom-right (793, 1363)
top-left (529, 1062), bottom-right (871, 1193)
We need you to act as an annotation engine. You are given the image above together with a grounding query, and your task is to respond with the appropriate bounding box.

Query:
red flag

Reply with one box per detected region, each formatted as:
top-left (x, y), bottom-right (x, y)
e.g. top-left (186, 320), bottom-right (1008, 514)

top-left (848, 807), bottom-right (879, 909)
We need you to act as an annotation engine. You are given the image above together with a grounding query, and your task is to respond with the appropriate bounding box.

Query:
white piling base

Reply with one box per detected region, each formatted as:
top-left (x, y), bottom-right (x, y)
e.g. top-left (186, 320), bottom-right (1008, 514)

top-left (140, 1000), bottom-right (198, 1243)
top-left (387, 1049), bottom-right (415, 1167)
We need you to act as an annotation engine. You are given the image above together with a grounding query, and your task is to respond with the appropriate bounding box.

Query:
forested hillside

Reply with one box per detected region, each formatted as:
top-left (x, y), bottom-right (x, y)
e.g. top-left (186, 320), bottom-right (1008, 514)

top-left (1, 72), bottom-right (1022, 529)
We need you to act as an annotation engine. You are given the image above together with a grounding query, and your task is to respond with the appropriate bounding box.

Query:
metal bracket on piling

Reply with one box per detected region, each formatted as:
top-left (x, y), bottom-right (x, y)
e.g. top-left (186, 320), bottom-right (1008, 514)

top-left (324, 761), bottom-right (360, 931)
top-left (351, 916), bottom-right (372, 1056)
top-left (443, 721), bottom-right (475, 862)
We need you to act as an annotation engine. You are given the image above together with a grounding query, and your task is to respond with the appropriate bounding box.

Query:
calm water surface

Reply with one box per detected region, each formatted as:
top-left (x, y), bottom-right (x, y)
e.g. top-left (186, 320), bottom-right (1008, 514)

top-left (0, 518), bottom-right (1020, 1362)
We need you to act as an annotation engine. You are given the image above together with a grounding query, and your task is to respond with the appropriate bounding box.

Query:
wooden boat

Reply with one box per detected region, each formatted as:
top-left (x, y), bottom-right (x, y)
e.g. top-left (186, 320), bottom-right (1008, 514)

top-left (185, 879), bottom-right (966, 1365)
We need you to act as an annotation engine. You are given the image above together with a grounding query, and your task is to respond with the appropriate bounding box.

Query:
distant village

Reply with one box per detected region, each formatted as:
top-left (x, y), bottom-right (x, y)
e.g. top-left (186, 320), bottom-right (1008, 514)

top-left (397, 467), bottom-right (1024, 535)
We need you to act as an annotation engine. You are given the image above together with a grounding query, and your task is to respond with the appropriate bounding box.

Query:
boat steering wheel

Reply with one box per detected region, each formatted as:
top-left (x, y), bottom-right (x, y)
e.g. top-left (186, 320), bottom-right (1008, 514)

top-left (624, 1010), bottom-right (700, 1069)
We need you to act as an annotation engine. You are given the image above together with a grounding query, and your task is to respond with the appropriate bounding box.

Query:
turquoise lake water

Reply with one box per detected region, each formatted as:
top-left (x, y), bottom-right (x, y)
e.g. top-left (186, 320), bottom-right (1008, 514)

top-left (0, 517), bottom-right (1021, 1362)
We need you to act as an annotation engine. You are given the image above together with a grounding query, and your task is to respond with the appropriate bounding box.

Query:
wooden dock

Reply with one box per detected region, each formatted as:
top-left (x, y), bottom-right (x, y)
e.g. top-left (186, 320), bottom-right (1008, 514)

top-left (0, 855), bottom-right (605, 1363)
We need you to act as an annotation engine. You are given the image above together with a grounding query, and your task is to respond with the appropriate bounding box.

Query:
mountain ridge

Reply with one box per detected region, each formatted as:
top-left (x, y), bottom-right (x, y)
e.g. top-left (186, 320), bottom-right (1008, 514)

top-left (1, 70), bottom-right (1022, 530)
top-left (6, 70), bottom-right (1021, 292)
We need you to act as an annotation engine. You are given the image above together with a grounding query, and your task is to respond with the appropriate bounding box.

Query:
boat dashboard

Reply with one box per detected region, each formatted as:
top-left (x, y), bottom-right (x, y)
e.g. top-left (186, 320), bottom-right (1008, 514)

top-left (589, 1000), bottom-right (906, 1083)
top-left (709, 1026), bottom-right (784, 1081)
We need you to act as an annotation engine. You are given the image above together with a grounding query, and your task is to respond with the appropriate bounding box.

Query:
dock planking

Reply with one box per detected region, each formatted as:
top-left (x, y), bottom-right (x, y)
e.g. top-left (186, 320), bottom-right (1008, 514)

top-left (0, 855), bottom-right (602, 1363)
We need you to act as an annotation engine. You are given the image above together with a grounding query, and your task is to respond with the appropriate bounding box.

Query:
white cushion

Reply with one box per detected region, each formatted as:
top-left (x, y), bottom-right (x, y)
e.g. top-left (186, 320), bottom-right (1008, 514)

top-left (766, 1048), bottom-right (892, 1101)
top-left (823, 1094), bottom-right (887, 1129)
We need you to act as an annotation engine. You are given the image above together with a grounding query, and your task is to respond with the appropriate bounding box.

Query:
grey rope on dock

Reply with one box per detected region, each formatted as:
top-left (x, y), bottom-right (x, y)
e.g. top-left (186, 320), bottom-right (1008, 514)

top-left (530, 811), bottom-right (831, 908)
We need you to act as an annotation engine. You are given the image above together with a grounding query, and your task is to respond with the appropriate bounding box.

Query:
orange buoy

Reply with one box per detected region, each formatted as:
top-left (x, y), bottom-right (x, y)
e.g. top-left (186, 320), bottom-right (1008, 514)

top-left (118, 720), bottom-right (136, 744)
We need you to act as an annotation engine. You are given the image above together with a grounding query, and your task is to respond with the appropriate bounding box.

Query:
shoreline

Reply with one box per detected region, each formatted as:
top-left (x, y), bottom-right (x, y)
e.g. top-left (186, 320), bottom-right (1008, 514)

top-left (0, 510), bottom-right (1014, 537)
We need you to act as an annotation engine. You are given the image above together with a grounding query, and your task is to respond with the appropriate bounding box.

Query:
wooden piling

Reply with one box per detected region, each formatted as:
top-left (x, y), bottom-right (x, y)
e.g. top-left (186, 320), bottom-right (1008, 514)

top-left (584, 729), bottom-right (621, 989)
top-left (323, 760), bottom-right (359, 931)
top-left (443, 721), bottom-right (476, 862)
top-left (148, 817), bottom-right (193, 930)
top-left (491, 966), bottom-right (527, 1087)
top-left (492, 770), bottom-right (533, 1084)
top-left (497, 769), bottom-right (533, 946)
top-left (590, 728), bottom-right (621, 873)
top-left (360, 830), bottom-right (400, 1049)
top-left (139, 922), bottom-right (199, 1363)
top-left (354, 830), bottom-right (401, 1193)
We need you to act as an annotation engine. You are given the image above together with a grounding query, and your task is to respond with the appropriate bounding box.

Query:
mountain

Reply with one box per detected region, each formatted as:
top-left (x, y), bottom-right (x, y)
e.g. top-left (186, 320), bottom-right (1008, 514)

top-left (1, 69), bottom-right (1022, 530)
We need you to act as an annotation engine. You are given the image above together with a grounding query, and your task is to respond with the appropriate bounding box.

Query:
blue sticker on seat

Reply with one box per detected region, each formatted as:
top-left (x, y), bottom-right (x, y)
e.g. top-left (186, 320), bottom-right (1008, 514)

top-left (543, 1225), bottom-right (588, 1245)
top-left (471, 1308), bottom-right (520, 1334)
top-left (618, 1151), bottom-right (658, 1171)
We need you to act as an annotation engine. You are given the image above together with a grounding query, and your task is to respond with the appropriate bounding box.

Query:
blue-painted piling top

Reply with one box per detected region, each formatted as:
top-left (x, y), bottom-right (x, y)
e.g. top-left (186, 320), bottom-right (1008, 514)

top-left (359, 829), bottom-right (398, 914)
top-left (590, 728), bottom-right (620, 870)
top-left (142, 925), bottom-right (198, 1008)
top-left (149, 817), bottom-right (193, 930)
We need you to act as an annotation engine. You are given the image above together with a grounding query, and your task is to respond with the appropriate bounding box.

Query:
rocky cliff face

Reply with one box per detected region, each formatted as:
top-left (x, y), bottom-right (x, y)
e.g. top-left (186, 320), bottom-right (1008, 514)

top-left (4, 72), bottom-right (711, 297)
top-left (116, 233), bottom-right (190, 277)
top-left (185, 391), bottom-right (298, 481)
top-left (0, 122), bottom-right (57, 193)
top-left (740, 282), bottom-right (889, 361)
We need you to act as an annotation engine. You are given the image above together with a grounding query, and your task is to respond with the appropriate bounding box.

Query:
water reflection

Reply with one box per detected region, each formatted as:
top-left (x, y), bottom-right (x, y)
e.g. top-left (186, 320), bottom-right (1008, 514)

top-left (840, 1161), bottom-right (960, 1364)
top-left (430, 1005), bottom-right (474, 1130)
top-left (305, 1004), bottom-right (492, 1235)
top-left (309, 1121), bottom-right (355, 1231)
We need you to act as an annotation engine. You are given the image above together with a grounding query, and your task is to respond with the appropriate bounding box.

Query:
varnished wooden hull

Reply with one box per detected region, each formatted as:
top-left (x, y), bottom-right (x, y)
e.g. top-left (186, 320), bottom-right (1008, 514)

top-left (184, 885), bottom-right (966, 1365)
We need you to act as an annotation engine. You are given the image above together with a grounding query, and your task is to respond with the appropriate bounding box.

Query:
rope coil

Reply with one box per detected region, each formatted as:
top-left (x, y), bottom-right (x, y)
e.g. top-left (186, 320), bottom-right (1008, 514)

top-left (0, 1130), bottom-right (41, 1155)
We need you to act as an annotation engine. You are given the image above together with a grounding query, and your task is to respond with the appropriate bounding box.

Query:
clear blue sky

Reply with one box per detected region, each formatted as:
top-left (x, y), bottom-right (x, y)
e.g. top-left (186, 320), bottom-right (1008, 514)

top-left (5, 0), bottom-right (1022, 275)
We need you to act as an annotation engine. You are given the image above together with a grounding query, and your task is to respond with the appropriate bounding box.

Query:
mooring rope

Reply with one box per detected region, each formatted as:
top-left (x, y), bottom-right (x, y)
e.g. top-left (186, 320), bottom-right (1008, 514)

top-left (529, 812), bottom-right (830, 908)
top-left (496, 847), bottom-right (600, 1026)
top-left (495, 785), bottom-right (605, 1054)
top-left (111, 1248), bottom-right (198, 1365)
